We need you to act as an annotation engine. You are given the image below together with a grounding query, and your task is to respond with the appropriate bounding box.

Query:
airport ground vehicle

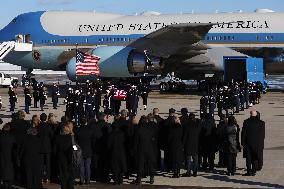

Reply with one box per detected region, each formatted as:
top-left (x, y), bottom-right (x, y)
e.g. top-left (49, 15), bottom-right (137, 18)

top-left (224, 56), bottom-right (267, 91)
top-left (0, 73), bottom-right (18, 87)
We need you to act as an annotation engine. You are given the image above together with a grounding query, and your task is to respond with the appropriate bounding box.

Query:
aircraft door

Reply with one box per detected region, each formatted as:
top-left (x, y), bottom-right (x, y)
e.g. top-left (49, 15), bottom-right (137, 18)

top-left (24, 34), bottom-right (31, 43)
top-left (15, 34), bottom-right (23, 43)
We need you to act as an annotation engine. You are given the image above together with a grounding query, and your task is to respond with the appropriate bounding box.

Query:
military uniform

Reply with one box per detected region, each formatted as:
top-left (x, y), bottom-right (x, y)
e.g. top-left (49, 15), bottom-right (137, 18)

top-left (24, 88), bottom-right (32, 114)
top-left (85, 92), bottom-right (95, 120)
top-left (216, 91), bottom-right (225, 117)
top-left (66, 88), bottom-right (75, 120)
top-left (200, 95), bottom-right (209, 119)
top-left (8, 87), bottom-right (17, 112)
top-left (33, 84), bottom-right (39, 108)
top-left (126, 86), bottom-right (139, 116)
top-left (209, 94), bottom-right (216, 118)
top-left (140, 83), bottom-right (150, 110)
top-left (51, 83), bottom-right (60, 109)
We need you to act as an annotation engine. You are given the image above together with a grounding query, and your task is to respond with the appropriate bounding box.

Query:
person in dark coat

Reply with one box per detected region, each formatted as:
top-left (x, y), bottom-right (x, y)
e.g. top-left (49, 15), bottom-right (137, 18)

top-left (160, 108), bottom-right (176, 171)
top-left (182, 113), bottom-right (201, 177)
top-left (200, 113), bottom-right (217, 171)
top-left (224, 116), bottom-right (241, 176)
top-left (0, 123), bottom-right (16, 189)
top-left (179, 108), bottom-right (189, 128)
top-left (241, 110), bottom-right (265, 176)
top-left (168, 116), bottom-right (183, 178)
top-left (10, 110), bottom-right (29, 184)
top-left (134, 116), bottom-right (157, 185)
top-left (54, 122), bottom-right (74, 189)
top-left (21, 127), bottom-right (42, 189)
top-left (108, 120), bottom-right (127, 185)
top-left (256, 111), bottom-right (265, 171)
top-left (38, 113), bottom-right (53, 182)
top-left (8, 86), bottom-right (17, 112)
top-left (153, 108), bottom-right (164, 171)
top-left (216, 114), bottom-right (228, 168)
top-left (75, 117), bottom-right (94, 185)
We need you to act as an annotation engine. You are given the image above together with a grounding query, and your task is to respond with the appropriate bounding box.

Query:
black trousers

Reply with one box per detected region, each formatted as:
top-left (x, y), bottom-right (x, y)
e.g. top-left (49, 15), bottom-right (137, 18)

top-left (41, 153), bottom-right (51, 180)
top-left (227, 153), bottom-right (237, 174)
top-left (245, 146), bottom-right (259, 174)
top-left (202, 153), bottom-right (215, 170)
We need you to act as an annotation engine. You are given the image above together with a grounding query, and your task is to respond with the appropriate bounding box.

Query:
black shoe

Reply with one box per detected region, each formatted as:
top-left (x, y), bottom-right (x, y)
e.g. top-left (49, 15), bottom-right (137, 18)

top-left (150, 177), bottom-right (154, 185)
top-left (243, 172), bottom-right (253, 176)
top-left (183, 172), bottom-right (191, 177)
top-left (226, 172), bottom-right (231, 176)
top-left (193, 172), bottom-right (197, 177)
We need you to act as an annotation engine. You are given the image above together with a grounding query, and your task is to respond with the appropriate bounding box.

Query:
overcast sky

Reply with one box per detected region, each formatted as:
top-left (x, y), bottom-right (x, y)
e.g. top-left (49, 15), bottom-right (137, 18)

top-left (0, 0), bottom-right (283, 29)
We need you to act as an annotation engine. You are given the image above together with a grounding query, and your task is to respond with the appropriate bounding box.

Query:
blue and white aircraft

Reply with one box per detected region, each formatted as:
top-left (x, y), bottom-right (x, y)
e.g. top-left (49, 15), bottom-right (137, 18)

top-left (0, 9), bottom-right (283, 81)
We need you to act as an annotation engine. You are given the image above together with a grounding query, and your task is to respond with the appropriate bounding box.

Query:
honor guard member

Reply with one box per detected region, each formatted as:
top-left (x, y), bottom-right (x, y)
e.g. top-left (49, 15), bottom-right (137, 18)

top-left (74, 90), bottom-right (85, 126)
top-left (250, 83), bottom-right (257, 105)
top-left (24, 87), bottom-right (32, 114)
top-left (140, 82), bottom-right (150, 110)
top-left (85, 80), bottom-right (93, 93)
top-left (33, 83), bottom-right (40, 108)
top-left (216, 88), bottom-right (225, 118)
top-left (85, 91), bottom-right (95, 120)
top-left (127, 85), bottom-right (139, 116)
top-left (223, 86), bottom-right (230, 117)
top-left (244, 83), bottom-right (250, 109)
top-left (112, 88), bottom-right (122, 116)
top-left (39, 83), bottom-right (47, 111)
top-left (233, 83), bottom-right (240, 113)
top-left (51, 82), bottom-right (60, 109)
top-left (103, 88), bottom-right (113, 116)
top-left (66, 88), bottom-right (75, 120)
top-left (239, 85), bottom-right (245, 111)
top-left (200, 94), bottom-right (209, 119)
top-left (8, 86), bottom-right (17, 112)
top-left (209, 91), bottom-right (216, 118)
top-left (94, 87), bottom-right (102, 117)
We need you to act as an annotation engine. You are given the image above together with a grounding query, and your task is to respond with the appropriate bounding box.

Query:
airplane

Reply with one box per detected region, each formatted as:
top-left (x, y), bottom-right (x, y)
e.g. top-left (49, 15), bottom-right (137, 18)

top-left (0, 9), bottom-right (283, 84)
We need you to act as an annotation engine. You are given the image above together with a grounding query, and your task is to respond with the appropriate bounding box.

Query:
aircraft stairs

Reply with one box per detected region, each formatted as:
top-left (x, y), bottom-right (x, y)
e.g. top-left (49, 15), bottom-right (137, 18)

top-left (0, 41), bottom-right (15, 60)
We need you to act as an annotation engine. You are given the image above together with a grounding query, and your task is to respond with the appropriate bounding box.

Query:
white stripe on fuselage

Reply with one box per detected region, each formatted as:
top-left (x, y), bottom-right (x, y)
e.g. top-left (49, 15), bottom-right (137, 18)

top-left (40, 11), bottom-right (282, 36)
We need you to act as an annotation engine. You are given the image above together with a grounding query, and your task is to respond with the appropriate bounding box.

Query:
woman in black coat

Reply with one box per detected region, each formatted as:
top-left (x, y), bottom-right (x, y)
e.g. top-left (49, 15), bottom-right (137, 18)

top-left (168, 116), bottom-right (183, 178)
top-left (54, 121), bottom-right (74, 189)
top-left (0, 123), bottom-right (16, 188)
top-left (225, 116), bottom-right (241, 176)
top-left (108, 121), bottom-right (127, 185)
top-left (21, 127), bottom-right (42, 189)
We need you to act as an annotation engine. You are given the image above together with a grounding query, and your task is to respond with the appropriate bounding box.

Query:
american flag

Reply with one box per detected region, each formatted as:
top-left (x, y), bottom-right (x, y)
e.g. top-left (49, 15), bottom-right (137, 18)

top-left (76, 51), bottom-right (100, 76)
top-left (113, 89), bottom-right (127, 100)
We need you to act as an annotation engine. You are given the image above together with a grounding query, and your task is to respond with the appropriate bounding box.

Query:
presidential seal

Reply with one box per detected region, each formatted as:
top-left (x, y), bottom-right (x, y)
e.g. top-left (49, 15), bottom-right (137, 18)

top-left (32, 50), bottom-right (41, 61)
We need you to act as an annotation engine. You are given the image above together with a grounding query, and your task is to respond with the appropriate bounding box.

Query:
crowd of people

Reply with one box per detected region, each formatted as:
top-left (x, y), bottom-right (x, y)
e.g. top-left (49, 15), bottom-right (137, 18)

top-left (0, 80), bottom-right (265, 189)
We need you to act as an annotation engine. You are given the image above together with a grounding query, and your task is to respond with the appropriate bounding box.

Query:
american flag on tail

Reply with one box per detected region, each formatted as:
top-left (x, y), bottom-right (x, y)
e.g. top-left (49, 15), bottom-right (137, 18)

top-left (76, 51), bottom-right (100, 76)
top-left (113, 89), bottom-right (127, 101)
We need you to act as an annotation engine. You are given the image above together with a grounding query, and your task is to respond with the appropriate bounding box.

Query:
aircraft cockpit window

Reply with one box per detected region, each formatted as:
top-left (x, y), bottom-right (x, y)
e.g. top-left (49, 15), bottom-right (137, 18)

top-left (11, 18), bottom-right (17, 24)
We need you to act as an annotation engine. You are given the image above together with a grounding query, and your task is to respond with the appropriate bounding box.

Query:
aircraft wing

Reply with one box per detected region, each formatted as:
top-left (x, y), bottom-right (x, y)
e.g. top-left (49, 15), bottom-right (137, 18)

top-left (129, 23), bottom-right (214, 58)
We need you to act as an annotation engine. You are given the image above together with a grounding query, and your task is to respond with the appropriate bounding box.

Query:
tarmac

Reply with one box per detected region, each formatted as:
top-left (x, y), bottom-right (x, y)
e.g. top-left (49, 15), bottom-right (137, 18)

top-left (0, 88), bottom-right (283, 188)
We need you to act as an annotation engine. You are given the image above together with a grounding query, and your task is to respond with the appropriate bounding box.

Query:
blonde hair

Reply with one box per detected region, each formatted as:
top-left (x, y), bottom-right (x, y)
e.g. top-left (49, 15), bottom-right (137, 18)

top-left (18, 110), bottom-right (26, 120)
top-left (48, 113), bottom-right (58, 125)
top-left (63, 121), bottom-right (74, 135)
top-left (31, 115), bottom-right (40, 128)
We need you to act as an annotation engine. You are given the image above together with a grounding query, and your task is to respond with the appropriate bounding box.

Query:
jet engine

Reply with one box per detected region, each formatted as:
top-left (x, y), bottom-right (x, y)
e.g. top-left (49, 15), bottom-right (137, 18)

top-left (66, 46), bottom-right (163, 82)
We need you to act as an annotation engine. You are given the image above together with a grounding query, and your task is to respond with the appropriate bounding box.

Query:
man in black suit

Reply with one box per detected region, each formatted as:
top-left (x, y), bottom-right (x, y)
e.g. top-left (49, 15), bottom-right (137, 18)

top-left (242, 110), bottom-right (265, 176)
top-left (75, 117), bottom-right (94, 185)
top-left (38, 113), bottom-right (54, 182)
top-left (182, 113), bottom-right (201, 177)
